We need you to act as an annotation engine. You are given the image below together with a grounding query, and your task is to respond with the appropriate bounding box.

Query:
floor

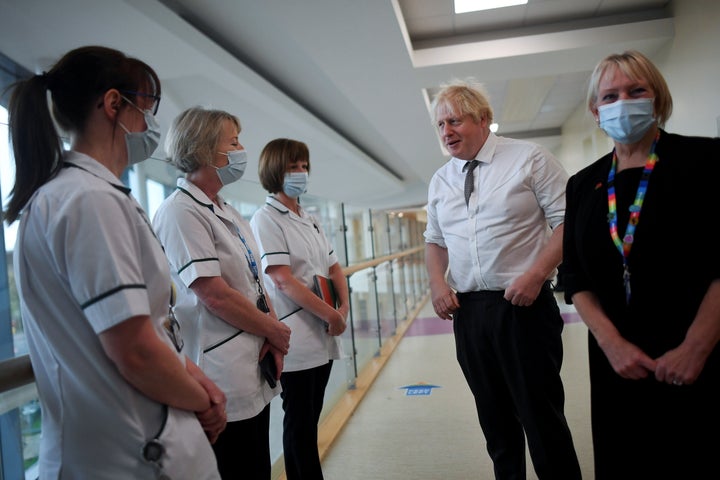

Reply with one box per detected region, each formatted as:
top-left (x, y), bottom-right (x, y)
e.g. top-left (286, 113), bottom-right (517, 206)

top-left (320, 293), bottom-right (595, 479)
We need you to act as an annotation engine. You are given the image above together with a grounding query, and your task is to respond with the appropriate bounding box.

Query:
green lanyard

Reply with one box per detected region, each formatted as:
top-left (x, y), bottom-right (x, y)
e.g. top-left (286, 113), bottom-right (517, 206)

top-left (606, 131), bottom-right (660, 303)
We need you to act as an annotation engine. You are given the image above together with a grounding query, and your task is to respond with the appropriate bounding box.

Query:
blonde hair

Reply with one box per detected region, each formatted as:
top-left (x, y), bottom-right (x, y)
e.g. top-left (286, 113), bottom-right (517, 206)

top-left (587, 50), bottom-right (672, 126)
top-left (431, 79), bottom-right (494, 125)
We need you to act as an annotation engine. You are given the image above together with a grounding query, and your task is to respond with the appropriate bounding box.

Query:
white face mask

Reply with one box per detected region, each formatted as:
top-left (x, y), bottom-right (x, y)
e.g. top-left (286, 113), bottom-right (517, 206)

top-left (598, 98), bottom-right (656, 144)
top-left (283, 172), bottom-right (308, 198)
top-left (215, 149), bottom-right (248, 185)
top-left (118, 98), bottom-right (161, 166)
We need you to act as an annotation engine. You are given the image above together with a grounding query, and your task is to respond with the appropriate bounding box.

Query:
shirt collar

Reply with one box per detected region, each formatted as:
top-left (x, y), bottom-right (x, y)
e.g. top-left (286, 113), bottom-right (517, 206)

top-left (64, 150), bottom-right (130, 193)
top-left (177, 177), bottom-right (212, 203)
top-left (450, 132), bottom-right (498, 171)
top-left (265, 195), bottom-right (289, 213)
top-left (265, 195), bottom-right (305, 216)
top-left (176, 177), bottom-right (229, 217)
top-left (265, 195), bottom-right (312, 224)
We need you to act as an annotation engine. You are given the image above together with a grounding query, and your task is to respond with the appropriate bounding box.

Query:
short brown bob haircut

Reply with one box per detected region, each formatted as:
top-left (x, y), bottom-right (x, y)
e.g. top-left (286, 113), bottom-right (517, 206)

top-left (258, 138), bottom-right (310, 194)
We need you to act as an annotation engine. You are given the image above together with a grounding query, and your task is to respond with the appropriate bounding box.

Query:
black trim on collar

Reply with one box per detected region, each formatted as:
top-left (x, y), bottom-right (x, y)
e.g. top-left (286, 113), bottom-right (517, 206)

top-left (63, 162), bottom-right (131, 195)
top-left (266, 198), bottom-right (289, 214)
top-left (177, 186), bottom-right (214, 212)
top-left (267, 203), bottom-right (287, 214)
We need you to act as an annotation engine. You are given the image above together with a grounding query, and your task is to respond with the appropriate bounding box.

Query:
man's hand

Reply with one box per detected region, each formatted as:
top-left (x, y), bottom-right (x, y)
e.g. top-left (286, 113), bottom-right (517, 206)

top-left (431, 284), bottom-right (460, 320)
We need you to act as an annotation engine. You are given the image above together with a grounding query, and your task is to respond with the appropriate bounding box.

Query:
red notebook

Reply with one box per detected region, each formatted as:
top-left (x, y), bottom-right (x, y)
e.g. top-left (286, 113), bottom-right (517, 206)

top-left (313, 275), bottom-right (337, 308)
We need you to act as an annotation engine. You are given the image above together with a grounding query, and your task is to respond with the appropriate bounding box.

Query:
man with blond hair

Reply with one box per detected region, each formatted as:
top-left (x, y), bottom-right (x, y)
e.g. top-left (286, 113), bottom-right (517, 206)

top-left (424, 79), bottom-right (581, 479)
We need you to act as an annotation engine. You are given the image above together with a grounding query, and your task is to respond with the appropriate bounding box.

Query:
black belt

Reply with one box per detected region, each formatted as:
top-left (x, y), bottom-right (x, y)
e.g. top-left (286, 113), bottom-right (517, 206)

top-left (456, 281), bottom-right (552, 300)
top-left (456, 290), bottom-right (504, 300)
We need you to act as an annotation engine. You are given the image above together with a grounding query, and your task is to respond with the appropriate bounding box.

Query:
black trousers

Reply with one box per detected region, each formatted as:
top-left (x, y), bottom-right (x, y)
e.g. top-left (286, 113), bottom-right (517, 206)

top-left (589, 337), bottom-right (720, 480)
top-left (454, 285), bottom-right (581, 480)
top-left (280, 361), bottom-right (333, 480)
top-left (211, 403), bottom-right (271, 480)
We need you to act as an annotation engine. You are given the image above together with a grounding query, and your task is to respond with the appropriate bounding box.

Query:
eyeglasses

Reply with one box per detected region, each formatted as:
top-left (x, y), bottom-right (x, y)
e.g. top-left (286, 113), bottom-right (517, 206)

top-left (119, 89), bottom-right (161, 115)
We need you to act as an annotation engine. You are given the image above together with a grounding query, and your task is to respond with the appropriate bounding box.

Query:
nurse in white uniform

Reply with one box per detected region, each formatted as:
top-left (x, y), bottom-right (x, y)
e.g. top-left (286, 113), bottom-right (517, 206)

top-left (153, 107), bottom-right (291, 480)
top-left (5, 46), bottom-right (224, 479)
top-left (250, 138), bottom-right (350, 480)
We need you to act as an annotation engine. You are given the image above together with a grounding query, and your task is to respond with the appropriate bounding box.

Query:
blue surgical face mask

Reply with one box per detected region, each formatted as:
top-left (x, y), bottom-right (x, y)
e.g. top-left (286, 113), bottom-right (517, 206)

top-left (283, 172), bottom-right (308, 198)
top-left (215, 149), bottom-right (248, 185)
top-left (598, 98), bottom-right (656, 144)
top-left (119, 96), bottom-right (161, 166)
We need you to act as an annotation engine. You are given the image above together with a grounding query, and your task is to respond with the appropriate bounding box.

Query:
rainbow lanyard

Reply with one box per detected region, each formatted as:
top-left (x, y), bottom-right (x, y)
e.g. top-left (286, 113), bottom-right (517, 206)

top-left (607, 131), bottom-right (660, 303)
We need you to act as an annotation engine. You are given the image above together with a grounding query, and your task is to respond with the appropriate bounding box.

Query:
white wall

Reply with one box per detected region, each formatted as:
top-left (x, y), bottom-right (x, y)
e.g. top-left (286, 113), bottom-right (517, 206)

top-left (556, 0), bottom-right (720, 175)
top-left (555, 101), bottom-right (612, 176)
top-left (661, 0), bottom-right (720, 138)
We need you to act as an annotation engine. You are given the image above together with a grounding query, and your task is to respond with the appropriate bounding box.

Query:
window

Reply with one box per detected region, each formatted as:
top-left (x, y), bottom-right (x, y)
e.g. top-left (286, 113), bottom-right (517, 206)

top-left (0, 105), bottom-right (24, 356)
top-left (1, 49), bottom-right (39, 480)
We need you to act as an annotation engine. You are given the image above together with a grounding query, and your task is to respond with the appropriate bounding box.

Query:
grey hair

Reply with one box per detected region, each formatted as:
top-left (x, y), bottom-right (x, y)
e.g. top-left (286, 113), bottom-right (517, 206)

top-left (165, 106), bottom-right (241, 173)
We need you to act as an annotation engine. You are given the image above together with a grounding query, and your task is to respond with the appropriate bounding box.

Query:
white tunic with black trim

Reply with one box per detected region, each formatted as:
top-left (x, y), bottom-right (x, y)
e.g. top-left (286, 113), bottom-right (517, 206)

top-left (14, 151), bottom-right (219, 480)
top-left (250, 196), bottom-right (342, 372)
top-left (153, 178), bottom-right (279, 422)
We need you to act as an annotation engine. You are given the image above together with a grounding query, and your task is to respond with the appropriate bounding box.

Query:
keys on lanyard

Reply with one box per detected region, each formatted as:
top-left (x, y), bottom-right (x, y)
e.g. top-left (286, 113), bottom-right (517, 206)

top-left (142, 405), bottom-right (171, 479)
top-left (142, 438), bottom-right (171, 479)
top-left (233, 222), bottom-right (270, 313)
top-left (606, 131), bottom-right (659, 304)
top-left (256, 287), bottom-right (270, 313)
top-left (622, 264), bottom-right (631, 304)
top-left (163, 283), bottom-right (184, 352)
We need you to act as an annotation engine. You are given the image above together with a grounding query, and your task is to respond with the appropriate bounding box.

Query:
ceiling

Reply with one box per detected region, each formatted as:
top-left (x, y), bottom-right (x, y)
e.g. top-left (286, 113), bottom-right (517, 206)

top-left (0, 0), bottom-right (673, 210)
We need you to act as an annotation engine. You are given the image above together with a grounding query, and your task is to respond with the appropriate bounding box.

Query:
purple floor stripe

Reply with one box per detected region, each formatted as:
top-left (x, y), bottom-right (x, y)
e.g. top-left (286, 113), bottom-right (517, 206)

top-left (405, 312), bottom-right (582, 337)
top-left (561, 311), bottom-right (583, 324)
top-left (405, 317), bottom-right (454, 337)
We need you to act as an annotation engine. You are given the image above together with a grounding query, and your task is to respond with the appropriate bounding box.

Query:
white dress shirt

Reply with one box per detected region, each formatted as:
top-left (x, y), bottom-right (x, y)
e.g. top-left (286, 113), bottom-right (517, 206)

top-left (424, 133), bottom-right (567, 292)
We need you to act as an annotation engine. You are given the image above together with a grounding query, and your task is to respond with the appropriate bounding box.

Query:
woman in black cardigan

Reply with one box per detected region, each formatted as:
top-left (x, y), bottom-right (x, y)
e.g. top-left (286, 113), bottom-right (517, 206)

top-left (562, 50), bottom-right (720, 480)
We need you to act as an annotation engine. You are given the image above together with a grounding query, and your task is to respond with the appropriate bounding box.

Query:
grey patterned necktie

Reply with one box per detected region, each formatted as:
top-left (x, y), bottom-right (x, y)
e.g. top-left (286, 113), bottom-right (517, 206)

top-left (463, 160), bottom-right (480, 206)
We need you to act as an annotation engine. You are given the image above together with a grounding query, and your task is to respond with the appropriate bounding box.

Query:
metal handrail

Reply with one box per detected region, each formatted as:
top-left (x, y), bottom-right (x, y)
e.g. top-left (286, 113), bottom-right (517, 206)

top-left (0, 245), bottom-right (425, 397)
top-left (342, 245), bottom-right (423, 277)
top-left (0, 355), bottom-right (34, 392)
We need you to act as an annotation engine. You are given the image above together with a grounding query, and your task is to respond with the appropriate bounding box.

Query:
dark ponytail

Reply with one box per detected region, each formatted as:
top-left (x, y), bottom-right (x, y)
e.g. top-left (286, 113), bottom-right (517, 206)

top-left (4, 73), bottom-right (63, 224)
top-left (3, 46), bottom-right (161, 224)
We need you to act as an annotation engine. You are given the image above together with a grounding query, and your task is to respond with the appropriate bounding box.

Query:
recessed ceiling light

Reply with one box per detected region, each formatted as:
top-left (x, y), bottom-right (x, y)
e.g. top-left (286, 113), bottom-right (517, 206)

top-left (490, 123), bottom-right (499, 133)
top-left (454, 0), bottom-right (528, 14)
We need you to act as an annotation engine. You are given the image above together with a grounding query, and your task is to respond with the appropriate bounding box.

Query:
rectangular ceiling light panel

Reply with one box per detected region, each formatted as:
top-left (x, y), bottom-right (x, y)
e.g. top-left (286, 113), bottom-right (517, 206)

top-left (454, 0), bottom-right (528, 14)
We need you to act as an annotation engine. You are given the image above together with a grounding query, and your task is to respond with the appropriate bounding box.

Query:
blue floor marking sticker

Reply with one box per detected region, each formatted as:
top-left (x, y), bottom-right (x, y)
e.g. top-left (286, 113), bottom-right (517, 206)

top-left (399, 382), bottom-right (441, 396)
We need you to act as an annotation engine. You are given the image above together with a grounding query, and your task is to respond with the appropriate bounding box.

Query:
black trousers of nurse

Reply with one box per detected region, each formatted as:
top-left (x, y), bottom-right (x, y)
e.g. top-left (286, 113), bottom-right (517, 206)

top-left (211, 403), bottom-right (271, 480)
top-left (280, 360), bottom-right (333, 480)
top-left (454, 285), bottom-right (581, 480)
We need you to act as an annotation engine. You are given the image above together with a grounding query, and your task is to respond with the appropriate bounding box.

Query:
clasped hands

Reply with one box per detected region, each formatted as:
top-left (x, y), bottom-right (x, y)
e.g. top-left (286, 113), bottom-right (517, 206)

top-left (602, 336), bottom-right (705, 387)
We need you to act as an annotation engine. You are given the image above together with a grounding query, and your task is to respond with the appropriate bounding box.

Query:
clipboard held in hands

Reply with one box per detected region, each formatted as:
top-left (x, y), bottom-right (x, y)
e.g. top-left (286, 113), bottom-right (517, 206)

top-left (313, 274), bottom-right (338, 308)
